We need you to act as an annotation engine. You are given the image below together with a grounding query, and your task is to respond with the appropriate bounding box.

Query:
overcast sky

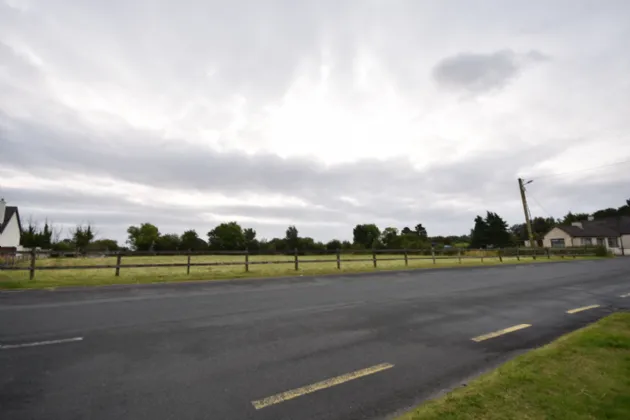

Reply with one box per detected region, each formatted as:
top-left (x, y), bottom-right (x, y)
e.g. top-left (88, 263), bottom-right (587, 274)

top-left (1, 0), bottom-right (629, 244)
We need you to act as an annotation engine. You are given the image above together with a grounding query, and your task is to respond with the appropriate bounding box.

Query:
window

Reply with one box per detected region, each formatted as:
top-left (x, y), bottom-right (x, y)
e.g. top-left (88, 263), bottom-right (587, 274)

top-left (607, 237), bottom-right (619, 247)
top-left (550, 238), bottom-right (565, 248)
top-left (581, 238), bottom-right (592, 246)
top-left (597, 238), bottom-right (605, 247)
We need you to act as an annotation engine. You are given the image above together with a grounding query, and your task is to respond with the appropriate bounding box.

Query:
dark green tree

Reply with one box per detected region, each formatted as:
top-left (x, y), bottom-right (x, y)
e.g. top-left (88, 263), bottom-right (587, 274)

top-left (414, 223), bottom-right (428, 239)
top-left (127, 223), bottom-right (160, 251)
top-left (207, 222), bottom-right (245, 250)
top-left (470, 216), bottom-right (489, 248)
top-left (560, 212), bottom-right (590, 225)
top-left (326, 239), bottom-right (342, 251)
top-left (180, 230), bottom-right (207, 251)
top-left (352, 224), bottom-right (381, 248)
top-left (88, 239), bottom-right (119, 252)
top-left (72, 224), bottom-right (95, 252)
top-left (485, 212), bottom-right (511, 247)
top-left (381, 227), bottom-right (399, 249)
top-left (243, 228), bottom-right (258, 249)
top-left (155, 233), bottom-right (182, 251)
top-left (285, 225), bottom-right (299, 250)
top-left (401, 226), bottom-right (413, 235)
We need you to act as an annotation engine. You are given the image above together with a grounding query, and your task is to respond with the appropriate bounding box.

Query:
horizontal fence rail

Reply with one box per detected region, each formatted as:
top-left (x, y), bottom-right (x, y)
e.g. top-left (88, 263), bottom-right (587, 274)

top-left (0, 246), bottom-right (600, 281)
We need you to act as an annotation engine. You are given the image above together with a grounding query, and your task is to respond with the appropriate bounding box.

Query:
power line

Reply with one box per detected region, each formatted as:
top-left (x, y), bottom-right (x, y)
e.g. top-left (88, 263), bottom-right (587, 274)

top-left (527, 190), bottom-right (555, 219)
top-left (529, 159), bottom-right (630, 181)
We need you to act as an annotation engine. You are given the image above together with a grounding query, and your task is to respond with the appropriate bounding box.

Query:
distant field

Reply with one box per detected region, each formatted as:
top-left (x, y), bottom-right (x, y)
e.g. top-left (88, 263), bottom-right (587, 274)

top-left (0, 252), bottom-right (594, 290)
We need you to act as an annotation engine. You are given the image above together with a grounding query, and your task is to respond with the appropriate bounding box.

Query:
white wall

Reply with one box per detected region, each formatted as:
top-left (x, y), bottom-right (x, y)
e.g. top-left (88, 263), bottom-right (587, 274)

top-left (0, 214), bottom-right (21, 248)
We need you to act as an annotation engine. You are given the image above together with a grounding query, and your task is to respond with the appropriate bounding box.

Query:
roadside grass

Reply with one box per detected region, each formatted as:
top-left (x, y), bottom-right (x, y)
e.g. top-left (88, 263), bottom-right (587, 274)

top-left (0, 254), bottom-right (596, 290)
top-left (398, 312), bottom-right (630, 420)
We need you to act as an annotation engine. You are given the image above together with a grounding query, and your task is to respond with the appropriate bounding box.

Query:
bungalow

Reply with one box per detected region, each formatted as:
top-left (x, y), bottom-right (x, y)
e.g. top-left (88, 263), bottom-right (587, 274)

top-left (0, 198), bottom-right (23, 250)
top-left (542, 216), bottom-right (630, 256)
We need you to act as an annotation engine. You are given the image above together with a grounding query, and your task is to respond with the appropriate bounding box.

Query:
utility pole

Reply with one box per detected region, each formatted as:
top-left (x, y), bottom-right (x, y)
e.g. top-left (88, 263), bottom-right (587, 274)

top-left (518, 178), bottom-right (536, 248)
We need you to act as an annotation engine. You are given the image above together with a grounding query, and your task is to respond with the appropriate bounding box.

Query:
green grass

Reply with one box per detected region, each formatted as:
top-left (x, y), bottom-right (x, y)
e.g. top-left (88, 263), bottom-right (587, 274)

top-left (398, 312), bottom-right (630, 420)
top-left (0, 253), bottom-right (596, 290)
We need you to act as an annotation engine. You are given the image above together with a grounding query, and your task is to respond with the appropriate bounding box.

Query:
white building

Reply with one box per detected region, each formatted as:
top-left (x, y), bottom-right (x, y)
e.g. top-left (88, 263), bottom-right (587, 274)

top-left (542, 216), bottom-right (630, 256)
top-left (0, 198), bottom-right (23, 250)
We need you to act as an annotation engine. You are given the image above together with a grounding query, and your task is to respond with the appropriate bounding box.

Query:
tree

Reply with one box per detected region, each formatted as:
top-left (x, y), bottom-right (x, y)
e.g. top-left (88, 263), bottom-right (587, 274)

top-left (470, 216), bottom-right (488, 248)
top-left (180, 230), bottom-right (207, 251)
top-left (285, 225), bottom-right (299, 250)
top-left (127, 223), bottom-right (160, 251)
top-left (39, 221), bottom-right (52, 249)
top-left (326, 239), bottom-right (342, 251)
top-left (20, 218), bottom-right (39, 248)
top-left (207, 222), bottom-right (245, 250)
top-left (155, 233), bottom-right (182, 251)
top-left (88, 239), bottom-right (119, 252)
top-left (243, 228), bottom-right (258, 249)
top-left (401, 227), bottom-right (413, 235)
top-left (592, 208), bottom-right (618, 219)
top-left (560, 212), bottom-right (590, 225)
top-left (618, 199), bottom-right (630, 217)
top-left (414, 223), bottom-right (428, 239)
top-left (72, 224), bottom-right (95, 252)
top-left (352, 224), bottom-right (381, 248)
top-left (381, 227), bottom-right (399, 249)
top-left (485, 212), bottom-right (511, 247)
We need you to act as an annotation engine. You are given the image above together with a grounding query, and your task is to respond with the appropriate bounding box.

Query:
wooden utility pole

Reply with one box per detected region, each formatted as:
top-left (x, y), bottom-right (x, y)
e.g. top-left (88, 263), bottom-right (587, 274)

top-left (518, 178), bottom-right (536, 248)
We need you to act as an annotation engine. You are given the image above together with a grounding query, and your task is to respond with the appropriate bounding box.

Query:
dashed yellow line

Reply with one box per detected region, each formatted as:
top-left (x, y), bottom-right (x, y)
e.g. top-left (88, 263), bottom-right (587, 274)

top-left (251, 362), bottom-right (394, 410)
top-left (566, 304), bottom-right (600, 314)
top-left (471, 324), bottom-right (532, 342)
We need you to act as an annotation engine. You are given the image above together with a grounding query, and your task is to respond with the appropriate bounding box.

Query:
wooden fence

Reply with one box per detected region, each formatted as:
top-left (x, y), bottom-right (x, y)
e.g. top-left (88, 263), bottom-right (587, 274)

top-left (0, 246), bottom-right (599, 281)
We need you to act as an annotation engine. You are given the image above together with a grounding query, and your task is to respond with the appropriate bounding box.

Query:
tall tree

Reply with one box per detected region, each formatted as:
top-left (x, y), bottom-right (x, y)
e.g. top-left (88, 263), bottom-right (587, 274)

top-left (381, 227), bottom-right (399, 249)
top-left (326, 239), bottom-right (342, 251)
top-left (72, 224), bottom-right (95, 252)
top-left (592, 208), bottom-right (618, 219)
top-left (285, 225), bottom-right (299, 250)
top-left (207, 222), bottom-right (245, 250)
top-left (155, 233), bottom-right (182, 251)
top-left (243, 228), bottom-right (258, 249)
top-left (560, 212), bottom-right (590, 225)
top-left (414, 223), bottom-right (428, 239)
top-left (127, 223), bottom-right (160, 251)
top-left (180, 230), bottom-right (207, 251)
top-left (485, 212), bottom-right (511, 247)
top-left (470, 216), bottom-right (488, 248)
top-left (352, 224), bottom-right (381, 248)
top-left (401, 226), bottom-right (413, 235)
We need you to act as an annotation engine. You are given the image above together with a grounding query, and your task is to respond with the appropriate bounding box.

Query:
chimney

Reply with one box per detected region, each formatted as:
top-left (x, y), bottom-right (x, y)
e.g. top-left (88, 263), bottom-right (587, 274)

top-left (0, 198), bottom-right (5, 224)
top-left (571, 221), bottom-right (583, 229)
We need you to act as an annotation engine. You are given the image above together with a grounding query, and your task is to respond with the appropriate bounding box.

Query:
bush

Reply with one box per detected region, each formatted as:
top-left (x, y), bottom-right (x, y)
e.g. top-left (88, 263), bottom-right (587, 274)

top-left (594, 245), bottom-right (612, 257)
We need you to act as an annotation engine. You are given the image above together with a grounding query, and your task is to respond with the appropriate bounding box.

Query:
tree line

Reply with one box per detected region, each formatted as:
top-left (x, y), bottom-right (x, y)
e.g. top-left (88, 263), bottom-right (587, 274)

top-left (19, 198), bottom-right (629, 252)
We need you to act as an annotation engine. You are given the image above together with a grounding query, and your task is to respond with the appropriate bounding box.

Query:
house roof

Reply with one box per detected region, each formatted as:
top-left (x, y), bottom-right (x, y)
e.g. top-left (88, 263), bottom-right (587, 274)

top-left (0, 206), bottom-right (22, 235)
top-left (555, 216), bottom-right (630, 237)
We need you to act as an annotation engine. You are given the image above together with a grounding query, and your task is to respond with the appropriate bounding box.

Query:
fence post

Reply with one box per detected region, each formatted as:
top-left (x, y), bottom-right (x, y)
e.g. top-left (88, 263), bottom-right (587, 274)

top-left (115, 253), bottom-right (122, 277)
top-left (336, 248), bottom-right (341, 270)
top-left (498, 248), bottom-right (503, 263)
top-left (458, 248), bottom-right (462, 264)
top-left (431, 247), bottom-right (436, 264)
top-left (404, 249), bottom-right (408, 267)
top-left (372, 249), bottom-right (377, 268)
top-left (29, 248), bottom-right (36, 280)
top-left (546, 248), bottom-right (551, 259)
top-left (516, 246), bottom-right (520, 261)
top-left (245, 248), bottom-right (249, 272)
top-left (532, 248), bottom-right (537, 260)
top-left (481, 249), bottom-right (484, 263)
top-left (187, 250), bottom-right (191, 275)
top-left (294, 248), bottom-right (299, 271)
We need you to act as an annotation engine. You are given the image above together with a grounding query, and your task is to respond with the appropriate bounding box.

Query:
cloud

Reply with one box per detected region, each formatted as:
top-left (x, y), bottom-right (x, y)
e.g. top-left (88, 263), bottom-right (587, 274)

top-left (432, 50), bottom-right (549, 93)
top-left (1, 0), bottom-right (629, 244)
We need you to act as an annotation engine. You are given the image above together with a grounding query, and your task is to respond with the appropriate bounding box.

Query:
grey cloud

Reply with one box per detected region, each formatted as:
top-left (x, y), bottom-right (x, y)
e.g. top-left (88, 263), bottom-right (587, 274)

top-left (432, 49), bottom-right (549, 93)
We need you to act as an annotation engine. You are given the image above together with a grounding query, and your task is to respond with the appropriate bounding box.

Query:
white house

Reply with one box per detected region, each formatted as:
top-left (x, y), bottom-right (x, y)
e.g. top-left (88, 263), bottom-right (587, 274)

top-left (0, 198), bottom-right (22, 250)
top-left (542, 216), bottom-right (630, 256)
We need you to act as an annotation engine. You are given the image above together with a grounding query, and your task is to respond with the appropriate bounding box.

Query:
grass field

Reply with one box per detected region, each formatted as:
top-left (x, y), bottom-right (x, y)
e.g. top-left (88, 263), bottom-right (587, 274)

top-left (0, 252), bottom-right (593, 290)
top-left (398, 312), bottom-right (630, 420)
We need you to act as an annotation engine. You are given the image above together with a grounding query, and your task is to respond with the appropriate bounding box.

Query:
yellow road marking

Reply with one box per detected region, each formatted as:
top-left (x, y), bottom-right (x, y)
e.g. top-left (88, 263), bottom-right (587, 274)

top-left (251, 362), bottom-right (394, 410)
top-left (620, 293), bottom-right (630, 298)
top-left (471, 324), bottom-right (532, 342)
top-left (566, 304), bottom-right (600, 314)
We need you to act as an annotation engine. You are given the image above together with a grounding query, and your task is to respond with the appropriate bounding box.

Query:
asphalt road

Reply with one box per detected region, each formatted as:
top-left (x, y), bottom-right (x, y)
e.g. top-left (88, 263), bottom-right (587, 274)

top-left (1, 259), bottom-right (630, 420)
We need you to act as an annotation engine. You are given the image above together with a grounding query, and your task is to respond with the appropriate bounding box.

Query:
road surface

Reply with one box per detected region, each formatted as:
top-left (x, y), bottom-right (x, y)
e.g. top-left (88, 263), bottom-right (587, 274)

top-left (1, 259), bottom-right (630, 419)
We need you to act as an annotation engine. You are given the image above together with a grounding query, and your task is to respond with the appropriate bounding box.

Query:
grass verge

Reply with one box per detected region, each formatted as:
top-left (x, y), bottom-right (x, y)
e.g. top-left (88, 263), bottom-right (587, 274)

top-left (398, 312), bottom-right (630, 420)
top-left (0, 255), bottom-right (599, 290)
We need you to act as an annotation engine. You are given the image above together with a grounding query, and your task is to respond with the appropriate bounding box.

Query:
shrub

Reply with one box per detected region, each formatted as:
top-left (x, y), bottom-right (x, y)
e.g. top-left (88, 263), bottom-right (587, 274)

top-left (594, 245), bottom-right (612, 257)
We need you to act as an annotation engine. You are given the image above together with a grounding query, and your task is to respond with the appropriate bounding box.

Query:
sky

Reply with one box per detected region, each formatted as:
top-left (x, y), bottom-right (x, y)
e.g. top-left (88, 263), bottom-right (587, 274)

top-left (1, 0), bottom-right (629, 244)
